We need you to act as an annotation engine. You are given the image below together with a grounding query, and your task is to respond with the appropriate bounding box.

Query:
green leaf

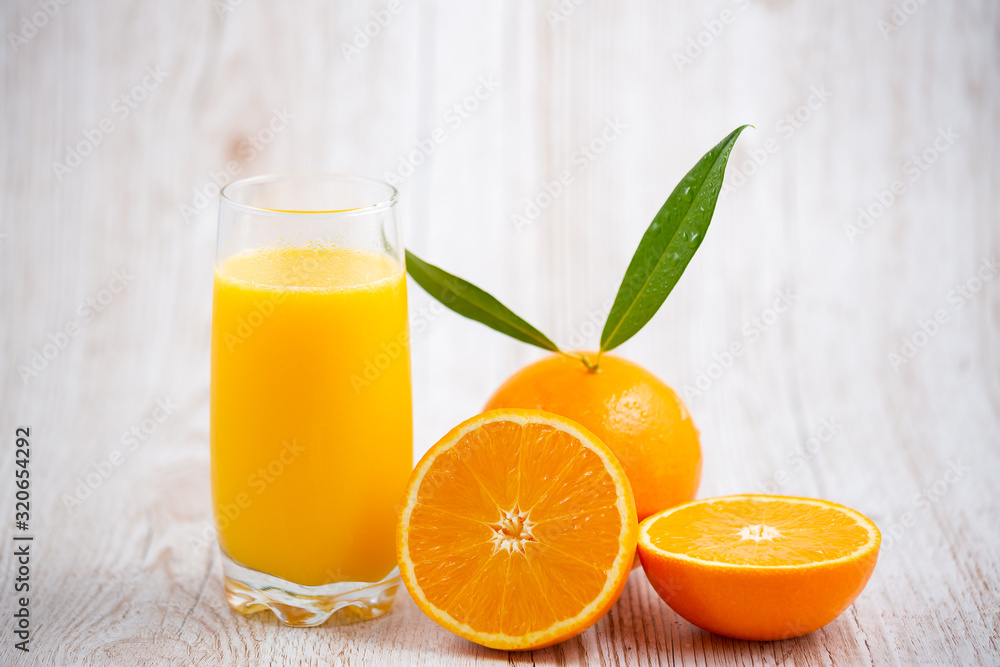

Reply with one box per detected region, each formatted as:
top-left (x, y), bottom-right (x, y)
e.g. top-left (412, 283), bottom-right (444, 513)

top-left (405, 250), bottom-right (561, 352)
top-left (600, 125), bottom-right (750, 353)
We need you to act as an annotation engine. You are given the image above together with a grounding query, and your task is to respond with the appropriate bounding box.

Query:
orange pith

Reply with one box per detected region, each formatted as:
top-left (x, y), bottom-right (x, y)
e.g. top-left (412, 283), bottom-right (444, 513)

top-left (485, 353), bottom-right (701, 521)
top-left (397, 409), bottom-right (638, 650)
top-left (638, 495), bottom-right (881, 641)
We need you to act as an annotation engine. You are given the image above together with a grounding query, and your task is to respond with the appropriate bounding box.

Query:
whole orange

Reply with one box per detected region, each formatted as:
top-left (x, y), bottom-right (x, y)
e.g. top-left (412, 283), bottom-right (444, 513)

top-left (484, 353), bottom-right (700, 521)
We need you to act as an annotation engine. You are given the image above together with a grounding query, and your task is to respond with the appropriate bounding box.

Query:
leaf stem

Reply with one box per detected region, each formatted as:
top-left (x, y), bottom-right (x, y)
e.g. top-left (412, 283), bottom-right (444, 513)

top-left (563, 351), bottom-right (600, 373)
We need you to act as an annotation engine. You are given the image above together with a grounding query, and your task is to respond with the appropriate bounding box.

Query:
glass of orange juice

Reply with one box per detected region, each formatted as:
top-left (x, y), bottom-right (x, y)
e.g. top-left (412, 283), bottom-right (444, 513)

top-left (211, 173), bottom-right (411, 626)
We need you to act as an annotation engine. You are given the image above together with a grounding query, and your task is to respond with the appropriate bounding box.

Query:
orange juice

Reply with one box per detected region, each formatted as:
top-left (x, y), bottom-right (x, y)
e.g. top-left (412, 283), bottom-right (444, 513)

top-left (210, 245), bottom-right (411, 586)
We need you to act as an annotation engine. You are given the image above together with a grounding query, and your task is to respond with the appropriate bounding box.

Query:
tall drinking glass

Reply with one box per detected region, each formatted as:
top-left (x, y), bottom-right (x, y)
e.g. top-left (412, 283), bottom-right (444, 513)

top-left (211, 174), bottom-right (411, 626)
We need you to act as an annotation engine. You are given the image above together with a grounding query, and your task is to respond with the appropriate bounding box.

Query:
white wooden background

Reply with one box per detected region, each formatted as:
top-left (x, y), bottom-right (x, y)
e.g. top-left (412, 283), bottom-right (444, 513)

top-left (2, 0), bottom-right (998, 665)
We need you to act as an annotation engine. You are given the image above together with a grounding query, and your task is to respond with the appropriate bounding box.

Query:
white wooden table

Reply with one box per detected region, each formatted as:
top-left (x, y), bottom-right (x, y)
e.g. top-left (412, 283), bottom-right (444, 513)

top-left (2, 1), bottom-right (998, 664)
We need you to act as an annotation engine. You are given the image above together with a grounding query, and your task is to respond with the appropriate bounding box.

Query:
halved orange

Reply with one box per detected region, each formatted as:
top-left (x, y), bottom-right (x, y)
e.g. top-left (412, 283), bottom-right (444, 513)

top-left (396, 409), bottom-right (638, 650)
top-left (638, 495), bottom-right (880, 641)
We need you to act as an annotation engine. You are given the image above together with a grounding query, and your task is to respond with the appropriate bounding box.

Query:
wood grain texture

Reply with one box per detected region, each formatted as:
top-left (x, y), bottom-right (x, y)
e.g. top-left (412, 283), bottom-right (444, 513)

top-left (2, 0), bottom-right (998, 664)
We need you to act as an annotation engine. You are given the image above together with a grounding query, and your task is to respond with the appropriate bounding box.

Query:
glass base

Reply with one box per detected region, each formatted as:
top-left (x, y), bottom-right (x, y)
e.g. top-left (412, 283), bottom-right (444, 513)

top-left (221, 551), bottom-right (400, 627)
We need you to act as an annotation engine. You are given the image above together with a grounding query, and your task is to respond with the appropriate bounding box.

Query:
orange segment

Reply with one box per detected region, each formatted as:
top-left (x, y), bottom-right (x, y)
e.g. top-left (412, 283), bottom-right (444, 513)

top-left (638, 495), bottom-right (881, 641)
top-left (397, 409), bottom-right (638, 650)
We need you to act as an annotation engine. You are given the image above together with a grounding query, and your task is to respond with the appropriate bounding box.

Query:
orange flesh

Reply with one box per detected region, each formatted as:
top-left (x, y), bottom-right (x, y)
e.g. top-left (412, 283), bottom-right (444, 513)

top-left (405, 420), bottom-right (625, 636)
top-left (644, 496), bottom-right (873, 566)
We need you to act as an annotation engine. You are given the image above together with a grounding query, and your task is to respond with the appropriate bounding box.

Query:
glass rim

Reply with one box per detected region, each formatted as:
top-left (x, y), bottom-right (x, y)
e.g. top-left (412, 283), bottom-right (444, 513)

top-left (219, 172), bottom-right (398, 216)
